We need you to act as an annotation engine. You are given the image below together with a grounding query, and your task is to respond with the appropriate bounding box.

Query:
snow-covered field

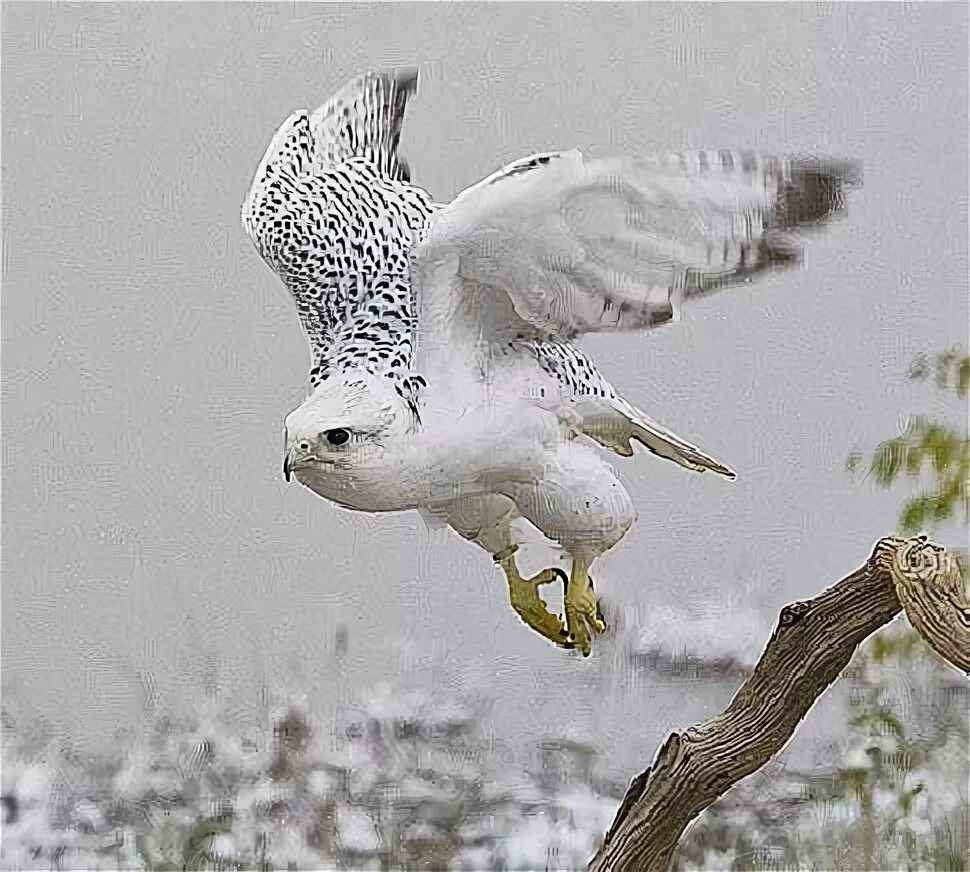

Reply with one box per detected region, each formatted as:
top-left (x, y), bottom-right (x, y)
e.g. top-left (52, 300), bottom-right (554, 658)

top-left (2, 632), bottom-right (966, 871)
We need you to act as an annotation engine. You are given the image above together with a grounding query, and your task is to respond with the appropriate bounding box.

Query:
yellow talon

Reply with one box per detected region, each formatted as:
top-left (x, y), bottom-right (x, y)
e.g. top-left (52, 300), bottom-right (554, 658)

top-left (495, 547), bottom-right (571, 647)
top-left (564, 558), bottom-right (607, 657)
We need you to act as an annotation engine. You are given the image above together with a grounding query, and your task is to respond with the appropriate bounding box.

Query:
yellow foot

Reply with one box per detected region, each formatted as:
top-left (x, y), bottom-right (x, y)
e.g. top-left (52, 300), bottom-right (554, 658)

top-left (564, 559), bottom-right (607, 657)
top-left (495, 546), bottom-right (571, 648)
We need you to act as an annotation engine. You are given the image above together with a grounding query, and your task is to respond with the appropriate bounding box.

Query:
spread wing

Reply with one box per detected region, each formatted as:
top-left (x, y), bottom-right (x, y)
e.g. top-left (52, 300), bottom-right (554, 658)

top-left (242, 68), bottom-right (430, 383)
top-left (410, 148), bottom-right (862, 367)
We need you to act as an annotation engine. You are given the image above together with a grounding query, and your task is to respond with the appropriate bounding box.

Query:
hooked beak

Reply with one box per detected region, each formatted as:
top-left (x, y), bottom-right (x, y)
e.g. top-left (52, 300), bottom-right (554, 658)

top-left (283, 447), bottom-right (322, 481)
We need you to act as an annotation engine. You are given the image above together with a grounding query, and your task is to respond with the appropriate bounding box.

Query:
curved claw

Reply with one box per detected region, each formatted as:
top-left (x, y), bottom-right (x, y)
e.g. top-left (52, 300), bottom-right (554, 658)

top-left (564, 565), bottom-right (608, 656)
top-left (502, 563), bottom-right (572, 647)
top-left (543, 568), bottom-right (574, 647)
top-left (562, 573), bottom-right (607, 628)
top-left (590, 575), bottom-right (606, 626)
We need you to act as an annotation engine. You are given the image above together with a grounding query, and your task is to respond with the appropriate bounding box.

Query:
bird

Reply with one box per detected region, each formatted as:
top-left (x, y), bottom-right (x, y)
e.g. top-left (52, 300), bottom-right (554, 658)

top-left (242, 67), bottom-right (862, 657)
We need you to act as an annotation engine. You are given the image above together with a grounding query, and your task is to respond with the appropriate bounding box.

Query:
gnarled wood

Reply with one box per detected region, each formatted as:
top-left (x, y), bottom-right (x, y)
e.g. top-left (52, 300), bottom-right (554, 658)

top-left (590, 535), bottom-right (968, 872)
top-left (888, 537), bottom-right (969, 674)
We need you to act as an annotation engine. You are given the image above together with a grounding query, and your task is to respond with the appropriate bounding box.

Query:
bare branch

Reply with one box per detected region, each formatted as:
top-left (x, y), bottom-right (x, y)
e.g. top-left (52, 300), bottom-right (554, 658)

top-left (590, 535), bottom-right (968, 872)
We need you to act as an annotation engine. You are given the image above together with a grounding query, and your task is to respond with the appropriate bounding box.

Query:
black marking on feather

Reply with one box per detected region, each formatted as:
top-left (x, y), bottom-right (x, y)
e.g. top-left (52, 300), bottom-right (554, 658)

top-left (677, 153), bottom-right (861, 299)
top-left (489, 152), bottom-right (560, 185)
top-left (244, 69), bottom-right (434, 402)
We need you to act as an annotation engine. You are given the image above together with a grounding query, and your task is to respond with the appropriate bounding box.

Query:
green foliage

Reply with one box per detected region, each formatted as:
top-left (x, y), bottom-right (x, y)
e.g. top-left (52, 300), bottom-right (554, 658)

top-left (847, 347), bottom-right (969, 534)
top-left (821, 626), bottom-right (970, 872)
top-left (868, 624), bottom-right (921, 665)
top-left (830, 346), bottom-right (970, 871)
top-left (907, 346), bottom-right (970, 398)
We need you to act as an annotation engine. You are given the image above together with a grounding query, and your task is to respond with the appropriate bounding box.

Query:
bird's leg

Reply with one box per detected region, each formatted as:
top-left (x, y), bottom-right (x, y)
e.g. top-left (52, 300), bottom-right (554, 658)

top-left (493, 545), bottom-right (572, 648)
top-left (564, 556), bottom-right (607, 657)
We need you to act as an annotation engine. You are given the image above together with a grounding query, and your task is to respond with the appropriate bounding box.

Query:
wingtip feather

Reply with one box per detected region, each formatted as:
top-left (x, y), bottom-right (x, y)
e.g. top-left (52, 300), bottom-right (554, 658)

top-left (389, 66), bottom-right (419, 93)
top-left (686, 456), bottom-right (737, 479)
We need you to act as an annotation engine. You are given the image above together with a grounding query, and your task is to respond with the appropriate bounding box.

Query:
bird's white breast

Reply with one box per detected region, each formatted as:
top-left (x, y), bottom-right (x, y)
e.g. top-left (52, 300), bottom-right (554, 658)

top-left (293, 460), bottom-right (425, 513)
top-left (292, 365), bottom-right (572, 514)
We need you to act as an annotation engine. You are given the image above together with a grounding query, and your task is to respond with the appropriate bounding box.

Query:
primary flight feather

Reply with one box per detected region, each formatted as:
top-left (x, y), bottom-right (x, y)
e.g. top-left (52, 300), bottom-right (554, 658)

top-left (242, 68), bottom-right (861, 656)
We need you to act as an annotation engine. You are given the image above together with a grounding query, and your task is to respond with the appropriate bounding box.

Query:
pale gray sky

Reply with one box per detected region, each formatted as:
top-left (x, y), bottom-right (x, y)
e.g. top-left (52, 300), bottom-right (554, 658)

top-left (2, 3), bottom-right (967, 776)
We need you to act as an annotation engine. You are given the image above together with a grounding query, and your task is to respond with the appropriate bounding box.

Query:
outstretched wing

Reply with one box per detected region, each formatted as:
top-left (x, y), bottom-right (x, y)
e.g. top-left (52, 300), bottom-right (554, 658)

top-left (242, 69), bottom-right (431, 384)
top-left (410, 148), bottom-right (862, 366)
top-left (305, 67), bottom-right (418, 182)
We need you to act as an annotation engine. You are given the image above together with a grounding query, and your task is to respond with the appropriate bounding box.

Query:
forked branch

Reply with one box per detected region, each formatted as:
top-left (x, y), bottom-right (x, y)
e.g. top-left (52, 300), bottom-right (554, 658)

top-left (590, 535), bottom-right (969, 872)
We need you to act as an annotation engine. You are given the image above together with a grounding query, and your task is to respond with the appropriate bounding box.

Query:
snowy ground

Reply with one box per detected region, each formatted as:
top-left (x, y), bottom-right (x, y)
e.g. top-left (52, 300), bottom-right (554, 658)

top-left (2, 629), bottom-right (966, 871)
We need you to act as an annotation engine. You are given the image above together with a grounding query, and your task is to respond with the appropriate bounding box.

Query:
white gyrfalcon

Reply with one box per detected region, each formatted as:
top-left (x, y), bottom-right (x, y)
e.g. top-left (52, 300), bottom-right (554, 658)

top-left (243, 68), bottom-right (862, 656)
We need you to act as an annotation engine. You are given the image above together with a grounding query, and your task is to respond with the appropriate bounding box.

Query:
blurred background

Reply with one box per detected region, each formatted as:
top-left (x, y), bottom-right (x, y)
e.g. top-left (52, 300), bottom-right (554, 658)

top-left (2, 3), bottom-right (967, 868)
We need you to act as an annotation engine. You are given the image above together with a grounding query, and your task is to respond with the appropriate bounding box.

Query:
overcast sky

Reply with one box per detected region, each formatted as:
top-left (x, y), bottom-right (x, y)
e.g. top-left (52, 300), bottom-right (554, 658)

top-left (2, 3), bottom-right (967, 775)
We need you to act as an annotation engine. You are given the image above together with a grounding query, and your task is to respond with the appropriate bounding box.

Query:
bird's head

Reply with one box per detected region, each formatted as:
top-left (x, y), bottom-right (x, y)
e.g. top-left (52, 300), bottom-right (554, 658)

top-left (283, 370), bottom-right (409, 481)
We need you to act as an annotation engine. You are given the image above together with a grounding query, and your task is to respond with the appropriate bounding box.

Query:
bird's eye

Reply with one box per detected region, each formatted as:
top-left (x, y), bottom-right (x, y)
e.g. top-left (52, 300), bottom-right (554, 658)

top-left (298, 440), bottom-right (311, 452)
top-left (325, 428), bottom-right (350, 446)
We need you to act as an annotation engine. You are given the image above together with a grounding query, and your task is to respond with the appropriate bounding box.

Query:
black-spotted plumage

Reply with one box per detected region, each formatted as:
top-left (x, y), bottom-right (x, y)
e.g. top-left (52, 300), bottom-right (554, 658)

top-left (242, 69), bottom-right (433, 411)
top-left (248, 68), bottom-right (863, 657)
top-left (244, 68), bottom-right (860, 471)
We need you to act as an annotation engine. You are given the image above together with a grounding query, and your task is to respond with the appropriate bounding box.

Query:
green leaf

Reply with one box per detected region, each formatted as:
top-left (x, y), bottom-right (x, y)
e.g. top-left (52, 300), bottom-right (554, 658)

top-left (899, 496), bottom-right (934, 533)
top-left (930, 348), bottom-right (970, 396)
top-left (847, 347), bottom-right (968, 540)
top-left (876, 709), bottom-right (904, 738)
top-left (904, 443), bottom-right (925, 476)
top-left (921, 424), bottom-right (959, 475)
top-left (935, 347), bottom-right (961, 389)
top-left (870, 438), bottom-right (907, 486)
top-left (870, 632), bottom-right (897, 664)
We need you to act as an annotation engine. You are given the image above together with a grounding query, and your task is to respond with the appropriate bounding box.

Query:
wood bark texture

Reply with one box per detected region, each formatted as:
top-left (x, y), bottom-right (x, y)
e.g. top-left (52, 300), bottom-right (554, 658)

top-left (590, 535), bottom-right (968, 872)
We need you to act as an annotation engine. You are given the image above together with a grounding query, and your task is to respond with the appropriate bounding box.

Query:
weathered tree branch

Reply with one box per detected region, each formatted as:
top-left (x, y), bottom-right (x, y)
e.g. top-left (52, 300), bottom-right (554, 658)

top-left (590, 535), bottom-right (969, 872)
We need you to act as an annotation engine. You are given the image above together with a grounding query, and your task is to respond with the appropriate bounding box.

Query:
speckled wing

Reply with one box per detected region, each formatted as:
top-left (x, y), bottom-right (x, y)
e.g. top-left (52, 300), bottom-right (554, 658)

top-left (411, 147), bottom-right (862, 356)
top-left (241, 69), bottom-right (431, 384)
top-left (305, 68), bottom-right (418, 182)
